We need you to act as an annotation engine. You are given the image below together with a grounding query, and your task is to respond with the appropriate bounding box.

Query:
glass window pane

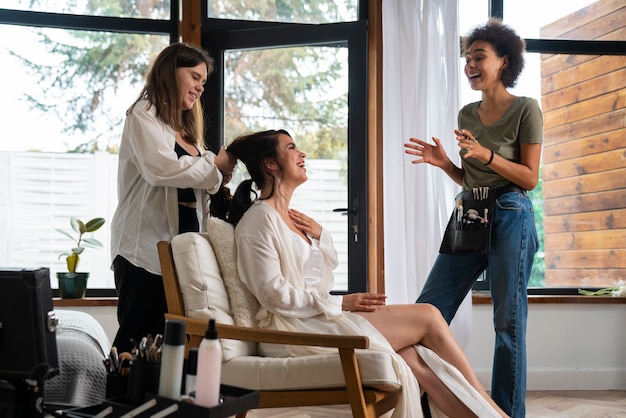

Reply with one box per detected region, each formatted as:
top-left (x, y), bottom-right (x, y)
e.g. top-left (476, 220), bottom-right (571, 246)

top-left (0, 24), bottom-right (169, 289)
top-left (208, 0), bottom-right (358, 23)
top-left (504, 0), bottom-right (622, 41)
top-left (223, 45), bottom-right (349, 290)
top-left (3, 0), bottom-right (171, 19)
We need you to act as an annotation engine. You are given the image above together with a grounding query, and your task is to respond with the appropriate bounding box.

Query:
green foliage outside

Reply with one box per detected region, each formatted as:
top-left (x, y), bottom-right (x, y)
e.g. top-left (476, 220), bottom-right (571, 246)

top-left (527, 166), bottom-right (545, 287)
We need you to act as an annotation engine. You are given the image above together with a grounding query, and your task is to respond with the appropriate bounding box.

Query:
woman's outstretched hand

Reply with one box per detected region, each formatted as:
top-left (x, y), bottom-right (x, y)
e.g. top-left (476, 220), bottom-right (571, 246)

top-left (404, 136), bottom-right (448, 167)
top-left (288, 208), bottom-right (322, 240)
top-left (342, 292), bottom-right (387, 312)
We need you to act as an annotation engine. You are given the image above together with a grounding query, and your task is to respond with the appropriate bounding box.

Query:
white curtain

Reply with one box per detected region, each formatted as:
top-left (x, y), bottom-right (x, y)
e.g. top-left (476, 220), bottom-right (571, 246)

top-left (382, 0), bottom-right (473, 347)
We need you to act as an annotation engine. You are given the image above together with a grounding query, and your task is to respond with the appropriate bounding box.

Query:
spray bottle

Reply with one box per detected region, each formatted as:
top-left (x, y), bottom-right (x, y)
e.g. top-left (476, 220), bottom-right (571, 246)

top-left (194, 319), bottom-right (222, 408)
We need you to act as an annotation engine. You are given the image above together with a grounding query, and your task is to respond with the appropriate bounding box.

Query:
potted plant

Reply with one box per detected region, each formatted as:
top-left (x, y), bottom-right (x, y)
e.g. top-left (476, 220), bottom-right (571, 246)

top-left (56, 216), bottom-right (105, 298)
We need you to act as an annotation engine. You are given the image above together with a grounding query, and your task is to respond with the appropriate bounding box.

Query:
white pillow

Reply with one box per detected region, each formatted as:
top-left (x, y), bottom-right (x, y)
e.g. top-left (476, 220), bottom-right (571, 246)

top-left (170, 232), bottom-right (255, 360)
top-left (205, 217), bottom-right (260, 329)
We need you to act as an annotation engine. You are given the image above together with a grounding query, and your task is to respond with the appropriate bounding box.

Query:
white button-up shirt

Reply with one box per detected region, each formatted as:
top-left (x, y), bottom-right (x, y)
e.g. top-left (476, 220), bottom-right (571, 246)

top-left (110, 100), bottom-right (222, 275)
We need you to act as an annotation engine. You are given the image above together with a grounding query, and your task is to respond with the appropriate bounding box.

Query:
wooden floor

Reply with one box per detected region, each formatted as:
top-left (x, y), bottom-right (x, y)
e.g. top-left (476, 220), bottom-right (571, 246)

top-left (245, 391), bottom-right (626, 417)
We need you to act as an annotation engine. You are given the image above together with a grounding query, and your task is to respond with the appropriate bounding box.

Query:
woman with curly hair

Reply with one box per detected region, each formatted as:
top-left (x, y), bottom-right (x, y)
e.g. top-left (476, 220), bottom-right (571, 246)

top-left (404, 19), bottom-right (542, 417)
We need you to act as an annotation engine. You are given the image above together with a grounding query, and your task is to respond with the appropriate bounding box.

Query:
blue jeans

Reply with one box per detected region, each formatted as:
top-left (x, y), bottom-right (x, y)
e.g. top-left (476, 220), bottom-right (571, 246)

top-left (417, 190), bottom-right (538, 418)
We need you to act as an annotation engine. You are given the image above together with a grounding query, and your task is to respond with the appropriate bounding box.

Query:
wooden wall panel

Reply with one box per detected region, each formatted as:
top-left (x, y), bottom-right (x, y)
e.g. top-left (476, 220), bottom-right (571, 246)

top-left (542, 168), bottom-right (626, 199)
top-left (544, 268), bottom-right (624, 286)
top-left (542, 130), bottom-right (625, 164)
top-left (543, 148), bottom-right (626, 181)
top-left (542, 108), bottom-right (625, 147)
top-left (540, 0), bottom-right (625, 287)
top-left (544, 229), bottom-right (626, 250)
top-left (545, 249), bottom-right (626, 269)
top-left (539, 0), bottom-right (625, 38)
top-left (542, 57), bottom-right (626, 102)
top-left (543, 90), bottom-right (626, 128)
top-left (543, 208), bottom-right (626, 234)
top-left (543, 189), bottom-right (625, 216)
top-left (542, 67), bottom-right (626, 114)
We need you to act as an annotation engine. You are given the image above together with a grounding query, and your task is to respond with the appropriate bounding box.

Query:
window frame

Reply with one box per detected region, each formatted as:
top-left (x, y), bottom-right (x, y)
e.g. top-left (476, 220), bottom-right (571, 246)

top-left (0, 7), bottom-right (178, 39)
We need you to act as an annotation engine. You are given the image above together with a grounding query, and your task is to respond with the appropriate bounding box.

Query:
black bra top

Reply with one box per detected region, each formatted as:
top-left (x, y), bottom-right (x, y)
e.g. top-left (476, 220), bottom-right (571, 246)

top-left (174, 142), bottom-right (197, 203)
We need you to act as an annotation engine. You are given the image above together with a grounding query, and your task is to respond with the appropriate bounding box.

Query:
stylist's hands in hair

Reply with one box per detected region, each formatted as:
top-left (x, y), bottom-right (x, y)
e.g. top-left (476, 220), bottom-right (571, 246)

top-left (288, 209), bottom-right (322, 240)
top-left (342, 292), bottom-right (387, 312)
top-left (215, 146), bottom-right (237, 180)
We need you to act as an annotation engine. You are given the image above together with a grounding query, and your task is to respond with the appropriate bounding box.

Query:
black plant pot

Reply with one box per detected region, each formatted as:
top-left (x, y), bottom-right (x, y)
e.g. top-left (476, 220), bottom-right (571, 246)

top-left (57, 272), bottom-right (89, 298)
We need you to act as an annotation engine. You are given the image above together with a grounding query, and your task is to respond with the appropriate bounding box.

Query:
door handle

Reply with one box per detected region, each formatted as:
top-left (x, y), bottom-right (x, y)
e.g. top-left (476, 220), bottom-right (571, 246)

top-left (333, 208), bottom-right (359, 242)
top-left (332, 207), bottom-right (358, 215)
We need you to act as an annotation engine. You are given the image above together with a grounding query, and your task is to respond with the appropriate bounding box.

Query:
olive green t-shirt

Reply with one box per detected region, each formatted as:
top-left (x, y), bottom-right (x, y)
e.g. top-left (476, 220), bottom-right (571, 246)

top-left (458, 96), bottom-right (543, 190)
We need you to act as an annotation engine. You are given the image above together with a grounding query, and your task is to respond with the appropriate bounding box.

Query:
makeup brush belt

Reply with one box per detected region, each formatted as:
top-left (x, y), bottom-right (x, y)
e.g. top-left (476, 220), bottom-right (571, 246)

top-left (439, 186), bottom-right (497, 255)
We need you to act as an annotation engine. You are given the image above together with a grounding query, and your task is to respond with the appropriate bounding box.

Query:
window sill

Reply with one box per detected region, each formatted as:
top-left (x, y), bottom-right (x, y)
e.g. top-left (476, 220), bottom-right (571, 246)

top-left (53, 297), bottom-right (118, 307)
top-left (472, 291), bottom-right (626, 304)
top-left (54, 294), bottom-right (626, 307)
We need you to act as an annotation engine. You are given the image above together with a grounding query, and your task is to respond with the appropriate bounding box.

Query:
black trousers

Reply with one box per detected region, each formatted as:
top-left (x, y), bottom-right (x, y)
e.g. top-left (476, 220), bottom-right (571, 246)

top-left (112, 255), bottom-right (167, 353)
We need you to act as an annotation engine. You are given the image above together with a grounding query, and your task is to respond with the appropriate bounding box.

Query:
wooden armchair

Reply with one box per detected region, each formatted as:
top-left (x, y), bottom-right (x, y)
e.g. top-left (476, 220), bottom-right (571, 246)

top-left (157, 223), bottom-right (401, 418)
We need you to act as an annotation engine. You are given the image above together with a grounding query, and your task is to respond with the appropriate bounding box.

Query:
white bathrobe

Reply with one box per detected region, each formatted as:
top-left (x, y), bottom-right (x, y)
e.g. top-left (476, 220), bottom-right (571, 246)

top-left (235, 201), bottom-right (500, 418)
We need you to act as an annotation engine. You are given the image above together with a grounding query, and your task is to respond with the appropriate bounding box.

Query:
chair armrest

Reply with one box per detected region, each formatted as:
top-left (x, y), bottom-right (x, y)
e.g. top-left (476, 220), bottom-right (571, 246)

top-left (165, 313), bottom-right (369, 350)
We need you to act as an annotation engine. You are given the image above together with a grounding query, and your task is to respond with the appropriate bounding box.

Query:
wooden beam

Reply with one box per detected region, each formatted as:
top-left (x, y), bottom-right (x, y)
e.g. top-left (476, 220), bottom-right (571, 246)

top-left (180, 0), bottom-right (201, 45)
top-left (367, 0), bottom-right (384, 293)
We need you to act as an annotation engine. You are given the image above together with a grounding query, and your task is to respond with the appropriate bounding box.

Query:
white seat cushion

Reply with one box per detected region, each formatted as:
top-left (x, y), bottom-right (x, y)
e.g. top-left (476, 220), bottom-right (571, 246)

top-left (171, 232), bottom-right (256, 360)
top-left (222, 349), bottom-right (401, 392)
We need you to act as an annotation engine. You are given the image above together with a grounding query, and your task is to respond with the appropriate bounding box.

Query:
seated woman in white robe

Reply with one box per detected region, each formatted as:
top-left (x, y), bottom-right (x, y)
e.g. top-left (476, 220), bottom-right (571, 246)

top-left (211, 129), bottom-right (508, 418)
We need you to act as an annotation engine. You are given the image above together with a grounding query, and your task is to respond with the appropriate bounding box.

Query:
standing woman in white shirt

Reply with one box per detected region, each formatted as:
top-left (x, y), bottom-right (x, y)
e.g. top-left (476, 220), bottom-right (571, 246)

top-left (110, 43), bottom-right (236, 352)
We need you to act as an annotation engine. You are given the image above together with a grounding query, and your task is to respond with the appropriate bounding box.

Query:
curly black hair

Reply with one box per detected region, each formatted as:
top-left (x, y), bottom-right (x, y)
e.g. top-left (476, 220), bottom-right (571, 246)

top-left (462, 18), bottom-right (526, 88)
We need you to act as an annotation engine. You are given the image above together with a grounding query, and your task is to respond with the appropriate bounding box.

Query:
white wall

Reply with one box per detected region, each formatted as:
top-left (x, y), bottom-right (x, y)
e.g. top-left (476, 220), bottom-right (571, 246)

top-left (467, 303), bottom-right (626, 390)
top-left (64, 303), bottom-right (626, 391)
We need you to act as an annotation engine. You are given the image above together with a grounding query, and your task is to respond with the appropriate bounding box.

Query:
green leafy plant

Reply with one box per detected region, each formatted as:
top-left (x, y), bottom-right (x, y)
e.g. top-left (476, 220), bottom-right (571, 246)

top-left (56, 217), bottom-right (105, 273)
top-left (579, 280), bottom-right (625, 297)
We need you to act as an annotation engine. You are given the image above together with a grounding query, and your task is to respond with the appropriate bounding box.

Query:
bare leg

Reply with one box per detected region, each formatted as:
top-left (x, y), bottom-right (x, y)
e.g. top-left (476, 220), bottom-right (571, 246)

top-left (397, 346), bottom-right (477, 417)
top-left (355, 304), bottom-right (508, 417)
